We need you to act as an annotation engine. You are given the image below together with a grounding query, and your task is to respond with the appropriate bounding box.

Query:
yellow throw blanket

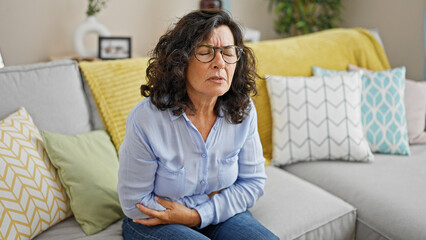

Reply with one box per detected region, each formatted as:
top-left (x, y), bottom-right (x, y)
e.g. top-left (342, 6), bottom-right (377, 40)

top-left (80, 28), bottom-right (390, 164)
top-left (247, 28), bottom-right (390, 164)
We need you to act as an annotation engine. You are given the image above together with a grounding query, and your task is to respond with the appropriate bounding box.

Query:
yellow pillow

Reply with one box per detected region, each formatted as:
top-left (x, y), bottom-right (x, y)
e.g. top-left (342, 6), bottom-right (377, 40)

top-left (0, 107), bottom-right (71, 240)
top-left (79, 58), bottom-right (149, 150)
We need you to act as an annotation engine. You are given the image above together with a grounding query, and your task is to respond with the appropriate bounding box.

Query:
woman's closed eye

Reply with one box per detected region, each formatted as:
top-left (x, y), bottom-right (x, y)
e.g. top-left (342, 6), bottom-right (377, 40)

top-left (222, 48), bottom-right (236, 57)
top-left (199, 52), bottom-right (213, 56)
top-left (222, 52), bottom-right (235, 57)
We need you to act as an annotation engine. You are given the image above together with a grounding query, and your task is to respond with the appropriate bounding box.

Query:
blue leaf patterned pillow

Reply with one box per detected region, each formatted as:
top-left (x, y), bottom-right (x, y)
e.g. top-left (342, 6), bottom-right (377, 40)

top-left (313, 66), bottom-right (410, 155)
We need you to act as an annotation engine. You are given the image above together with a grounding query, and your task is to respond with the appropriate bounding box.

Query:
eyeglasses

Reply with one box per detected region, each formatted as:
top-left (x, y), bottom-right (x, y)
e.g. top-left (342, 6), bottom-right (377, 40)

top-left (194, 44), bottom-right (243, 64)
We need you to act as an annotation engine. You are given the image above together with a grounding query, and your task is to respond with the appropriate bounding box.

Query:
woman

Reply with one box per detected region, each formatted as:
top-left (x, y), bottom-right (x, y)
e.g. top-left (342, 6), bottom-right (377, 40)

top-left (117, 9), bottom-right (278, 240)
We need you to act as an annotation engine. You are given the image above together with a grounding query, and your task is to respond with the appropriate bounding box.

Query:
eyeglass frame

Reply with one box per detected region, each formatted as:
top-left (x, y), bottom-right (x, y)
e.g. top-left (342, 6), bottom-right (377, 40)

top-left (194, 44), bottom-right (243, 64)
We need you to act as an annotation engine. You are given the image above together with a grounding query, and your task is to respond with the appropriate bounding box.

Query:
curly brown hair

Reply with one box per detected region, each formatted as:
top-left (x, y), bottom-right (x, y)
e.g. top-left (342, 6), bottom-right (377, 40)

top-left (141, 9), bottom-right (260, 124)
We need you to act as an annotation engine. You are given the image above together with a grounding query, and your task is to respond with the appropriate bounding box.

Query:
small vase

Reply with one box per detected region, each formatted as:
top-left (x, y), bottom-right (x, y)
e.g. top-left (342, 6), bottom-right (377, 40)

top-left (73, 16), bottom-right (110, 58)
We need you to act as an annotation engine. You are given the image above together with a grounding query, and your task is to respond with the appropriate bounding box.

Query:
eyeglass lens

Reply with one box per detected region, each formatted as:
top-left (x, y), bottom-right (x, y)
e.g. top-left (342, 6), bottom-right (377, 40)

top-left (195, 45), bottom-right (241, 64)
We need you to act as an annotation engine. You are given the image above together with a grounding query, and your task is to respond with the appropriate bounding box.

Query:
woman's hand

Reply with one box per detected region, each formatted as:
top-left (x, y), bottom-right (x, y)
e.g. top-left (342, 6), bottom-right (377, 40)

top-left (208, 189), bottom-right (222, 199)
top-left (133, 197), bottom-right (201, 227)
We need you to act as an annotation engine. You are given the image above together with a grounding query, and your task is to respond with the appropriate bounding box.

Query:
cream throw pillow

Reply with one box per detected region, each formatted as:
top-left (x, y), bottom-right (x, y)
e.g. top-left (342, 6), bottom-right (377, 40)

top-left (0, 107), bottom-right (71, 239)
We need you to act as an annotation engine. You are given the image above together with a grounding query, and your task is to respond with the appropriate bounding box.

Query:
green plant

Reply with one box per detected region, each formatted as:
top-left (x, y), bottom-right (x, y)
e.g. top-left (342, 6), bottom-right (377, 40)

top-left (269, 0), bottom-right (343, 36)
top-left (86, 0), bottom-right (109, 16)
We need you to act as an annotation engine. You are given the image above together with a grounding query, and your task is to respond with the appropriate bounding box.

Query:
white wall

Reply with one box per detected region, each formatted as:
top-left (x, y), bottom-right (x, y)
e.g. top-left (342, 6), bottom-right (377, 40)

top-left (0, 0), bottom-right (424, 80)
top-left (0, 0), bottom-right (275, 66)
top-left (339, 0), bottom-right (425, 80)
top-left (231, 0), bottom-right (278, 40)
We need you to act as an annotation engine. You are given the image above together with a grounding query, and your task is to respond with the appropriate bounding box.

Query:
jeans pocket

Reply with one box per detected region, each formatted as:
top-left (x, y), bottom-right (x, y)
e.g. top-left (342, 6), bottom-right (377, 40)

top-left (154, 161), bottom-right (186, 199)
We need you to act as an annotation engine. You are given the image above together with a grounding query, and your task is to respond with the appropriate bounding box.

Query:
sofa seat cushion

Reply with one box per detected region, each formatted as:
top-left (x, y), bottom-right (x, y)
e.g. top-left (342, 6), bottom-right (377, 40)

top-left (251, 166), bottom-right (356, 240)
top-left (0, 59), bottom-right (92, 135)
top-left (35, 166), bottom-right (356, 240)
top-left (34, 217), bottom-right (123, 240)
top-left (284, 145), bottom-right (426, 239)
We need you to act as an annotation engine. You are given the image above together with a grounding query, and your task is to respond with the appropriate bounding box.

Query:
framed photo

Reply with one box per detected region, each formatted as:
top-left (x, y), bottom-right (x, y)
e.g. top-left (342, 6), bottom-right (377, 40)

top-left (98, 36), bottom-right (131, 60)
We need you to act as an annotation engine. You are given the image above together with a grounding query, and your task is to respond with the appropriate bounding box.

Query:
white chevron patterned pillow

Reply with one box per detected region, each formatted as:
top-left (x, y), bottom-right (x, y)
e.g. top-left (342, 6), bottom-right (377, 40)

top-left (0, 108), bottom-right (71, 239)
top-left (266, 73), bottom-right (374, 166)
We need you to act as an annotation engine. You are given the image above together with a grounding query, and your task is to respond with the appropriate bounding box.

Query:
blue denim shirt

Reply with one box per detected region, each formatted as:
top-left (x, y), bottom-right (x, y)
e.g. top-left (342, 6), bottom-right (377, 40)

top-left (117, 98), bottom-right (266, 228)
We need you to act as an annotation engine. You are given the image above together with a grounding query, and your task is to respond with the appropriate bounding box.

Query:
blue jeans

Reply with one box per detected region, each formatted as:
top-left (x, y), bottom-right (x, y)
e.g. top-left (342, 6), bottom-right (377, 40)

top-left (122, 210), bottom-right (279, 240)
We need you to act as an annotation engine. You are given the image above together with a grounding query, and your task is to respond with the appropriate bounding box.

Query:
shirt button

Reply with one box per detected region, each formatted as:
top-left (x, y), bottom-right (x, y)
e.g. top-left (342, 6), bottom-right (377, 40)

top-left (201, 153), bottom-right (206, 158)
top-left (200, 180), bottom-right (205, 185)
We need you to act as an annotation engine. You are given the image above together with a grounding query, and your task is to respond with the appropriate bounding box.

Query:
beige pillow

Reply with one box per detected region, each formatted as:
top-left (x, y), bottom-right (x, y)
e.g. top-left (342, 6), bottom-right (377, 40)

top-left (403, 79), bottom-right (426, 144)
top-left (348, 64), bottom-right (426, 144)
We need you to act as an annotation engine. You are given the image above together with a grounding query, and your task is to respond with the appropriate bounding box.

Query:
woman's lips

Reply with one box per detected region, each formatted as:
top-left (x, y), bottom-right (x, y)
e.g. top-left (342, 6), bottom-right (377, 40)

top-left (207, 76), bottom-right (226, 83)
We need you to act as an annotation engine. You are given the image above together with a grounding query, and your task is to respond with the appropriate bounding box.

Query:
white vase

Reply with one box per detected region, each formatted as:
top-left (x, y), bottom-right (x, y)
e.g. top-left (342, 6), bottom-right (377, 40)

top-left (73, 16), bottom-right (111, 58)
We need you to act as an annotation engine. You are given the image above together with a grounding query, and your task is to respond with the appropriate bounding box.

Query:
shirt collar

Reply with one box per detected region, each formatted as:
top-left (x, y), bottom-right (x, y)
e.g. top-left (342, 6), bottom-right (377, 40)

top-left (167, 107), bottom-right (184, 121)
top-left (167, 105), bottom-right (225, 121)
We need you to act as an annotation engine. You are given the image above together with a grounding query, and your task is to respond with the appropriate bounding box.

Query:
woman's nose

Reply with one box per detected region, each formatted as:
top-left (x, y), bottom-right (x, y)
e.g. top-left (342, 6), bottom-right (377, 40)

top-left (212, 51), bottom-right (226, 69)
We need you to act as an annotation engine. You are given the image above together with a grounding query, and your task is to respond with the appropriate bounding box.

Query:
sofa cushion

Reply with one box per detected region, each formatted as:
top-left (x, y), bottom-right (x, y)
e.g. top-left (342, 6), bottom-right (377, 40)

top-left (0, 108), bottom-right (71, 240)
top-left (251, 166), bottom-right (356, 240)
top-left (0, 59), bottom-right (92, 135)
top-left (41, 130), bottom-right (123, 235)
top-left (81, 73), bottom-right (105, 130)
top-left (266, 73), bottom-right (373, 166)
top-left (284, 144), bottom-right (426, 239)
top-left (79, 58), bottom-right (149, 151)
top-left (35, 166), bottom-right (356, 240)
top-left (34, 217), bottom-right (123, 240)
top-left (247, 28), bottom-right (391, 164)
top-left (313, 66), bottom-right (410, 155)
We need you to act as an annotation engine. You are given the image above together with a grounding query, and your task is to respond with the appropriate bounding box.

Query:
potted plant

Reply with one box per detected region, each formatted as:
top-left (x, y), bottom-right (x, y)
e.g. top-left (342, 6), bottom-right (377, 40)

top-left (269, 0), bottom-right (343, 36)
top-left (86, 0), bottom-right (109, 16)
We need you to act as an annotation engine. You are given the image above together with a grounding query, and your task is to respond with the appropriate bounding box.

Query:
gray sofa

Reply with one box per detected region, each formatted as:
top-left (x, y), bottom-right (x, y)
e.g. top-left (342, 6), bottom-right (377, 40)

top-left (0, 59), bottom-right (356, 240)
top-left (1, 50), bottom-right (425, 240)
